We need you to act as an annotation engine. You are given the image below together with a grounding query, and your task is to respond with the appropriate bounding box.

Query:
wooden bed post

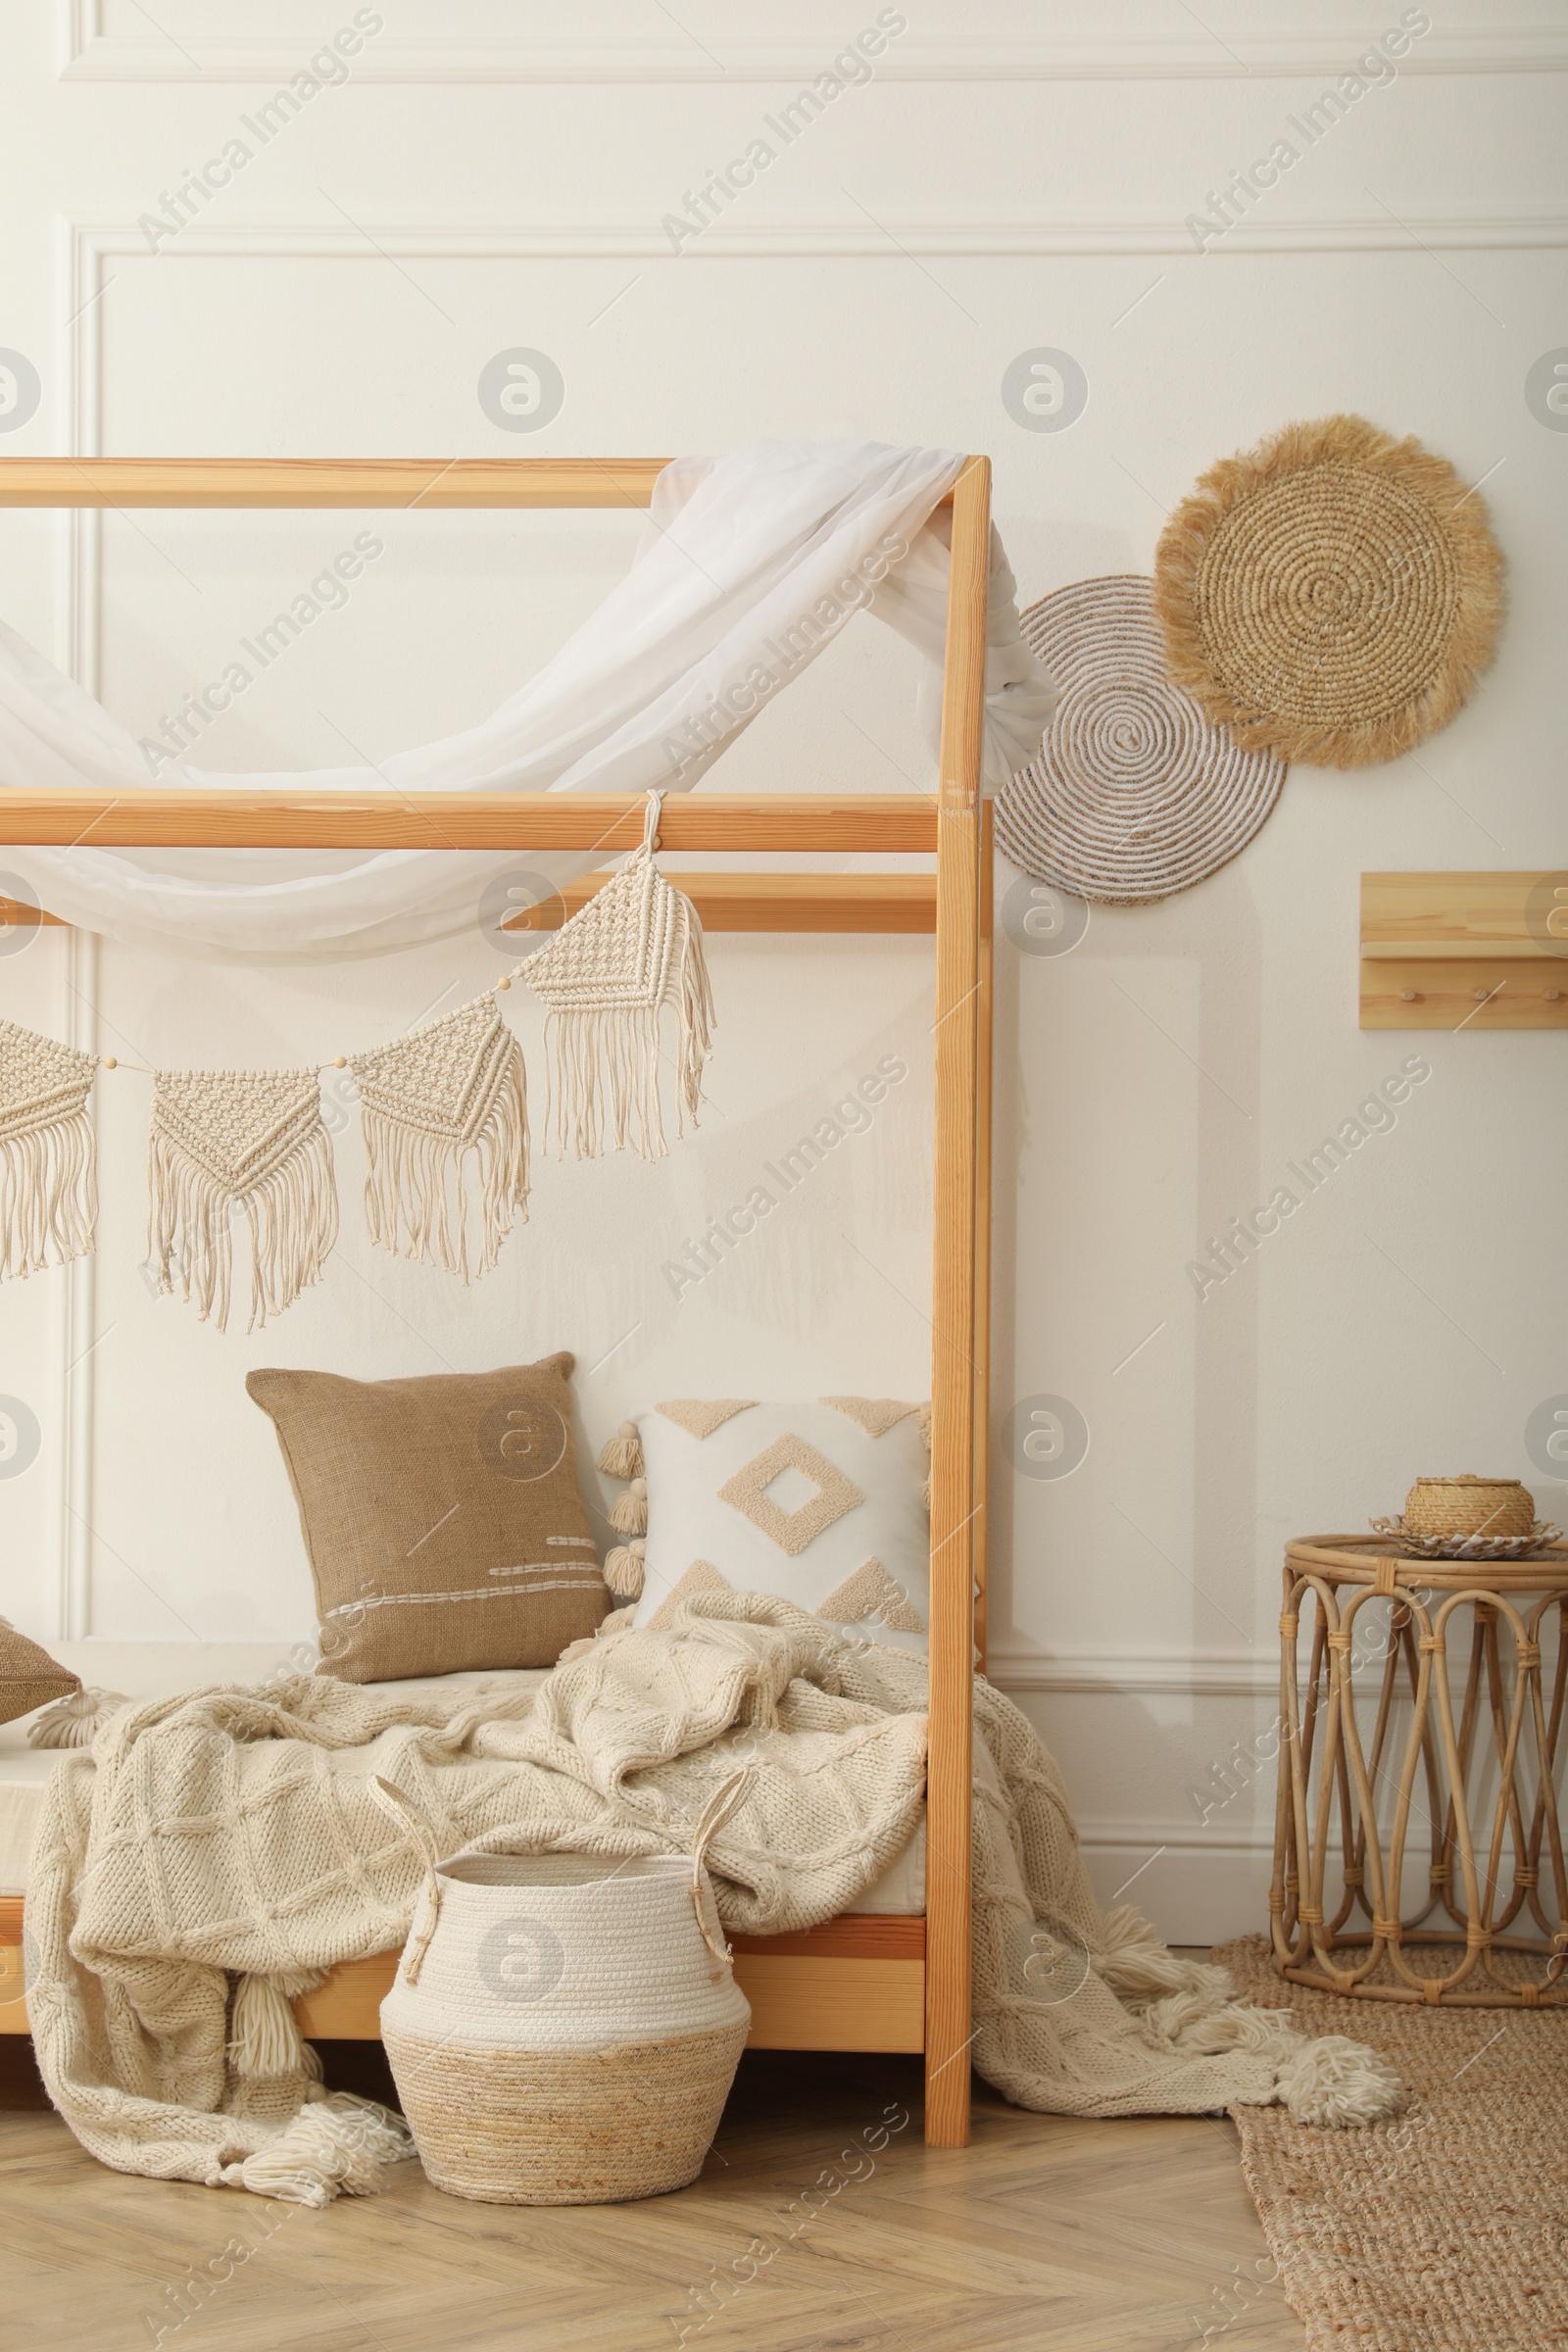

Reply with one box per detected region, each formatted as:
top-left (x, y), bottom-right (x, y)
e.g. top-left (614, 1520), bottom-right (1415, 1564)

top-left (925, 455), bottom-right (991, 2147)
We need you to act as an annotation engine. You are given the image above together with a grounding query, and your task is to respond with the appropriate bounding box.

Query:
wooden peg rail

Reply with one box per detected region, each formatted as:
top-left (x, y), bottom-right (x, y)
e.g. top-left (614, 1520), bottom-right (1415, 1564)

top-left (1361, 872), bottom-right (1568, 1029)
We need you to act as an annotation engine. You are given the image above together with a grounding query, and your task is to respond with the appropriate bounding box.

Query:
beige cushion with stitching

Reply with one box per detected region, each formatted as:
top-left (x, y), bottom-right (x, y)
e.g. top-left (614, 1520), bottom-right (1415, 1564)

top-left (247, 1353), bottom-right (609, 1682)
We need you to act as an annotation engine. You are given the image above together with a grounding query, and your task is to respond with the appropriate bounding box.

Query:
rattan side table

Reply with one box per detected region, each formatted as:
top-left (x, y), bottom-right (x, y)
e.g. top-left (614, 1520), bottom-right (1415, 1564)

top-left (1270, 1535), bottom-right (1568, 2008)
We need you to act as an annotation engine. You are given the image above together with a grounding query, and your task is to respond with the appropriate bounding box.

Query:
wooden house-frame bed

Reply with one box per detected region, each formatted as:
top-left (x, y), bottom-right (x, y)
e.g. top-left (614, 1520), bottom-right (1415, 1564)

top-left (0, 453), bottom-right (994, 2148)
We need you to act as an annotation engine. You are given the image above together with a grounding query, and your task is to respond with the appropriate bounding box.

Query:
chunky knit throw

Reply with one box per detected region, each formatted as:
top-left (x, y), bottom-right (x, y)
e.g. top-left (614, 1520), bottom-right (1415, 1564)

top-left (24, 1594), bottom-right (1401, 2207)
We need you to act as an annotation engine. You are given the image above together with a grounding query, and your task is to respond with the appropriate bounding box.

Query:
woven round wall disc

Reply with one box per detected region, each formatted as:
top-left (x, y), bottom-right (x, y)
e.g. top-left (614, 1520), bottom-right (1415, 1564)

top-left (1153, 414), bottom-right (1504, 770)
top-left (995, 574), bottom-right (1286, 906)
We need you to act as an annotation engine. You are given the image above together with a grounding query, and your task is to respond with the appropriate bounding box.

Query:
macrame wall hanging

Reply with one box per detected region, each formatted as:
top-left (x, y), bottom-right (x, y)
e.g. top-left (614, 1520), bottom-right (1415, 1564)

top-left (148, 1067), bottom-right (338, 1334)
top-left (349, 992), bottom-right (528, 1280)
top-left (0, 1020), bottom-right (97, 1281)
top-left (522, 792), bottom-right (714, 1162)
top-left (0, 799), bottom-right (714, 1329)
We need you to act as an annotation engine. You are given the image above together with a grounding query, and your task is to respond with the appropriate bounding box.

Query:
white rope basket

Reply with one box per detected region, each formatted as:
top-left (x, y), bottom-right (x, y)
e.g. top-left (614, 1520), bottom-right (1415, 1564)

top-left (370, 1772), bottom-right (751, 2205)
top-left (995, 574), bottom-right (1287, 906)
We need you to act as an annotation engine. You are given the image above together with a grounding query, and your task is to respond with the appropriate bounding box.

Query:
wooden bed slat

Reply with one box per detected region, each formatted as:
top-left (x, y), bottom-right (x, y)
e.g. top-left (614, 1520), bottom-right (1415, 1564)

top-left (0, 457), bottom-right (959, 513)
top-left (0, 1911), bottom-right (927, 2047)
top-left (0, 790), bottom-right (937, 855)
top-left (1, 872), bottom-right (937, 937)
top-left (923, 455), bottom-right (988, 2147)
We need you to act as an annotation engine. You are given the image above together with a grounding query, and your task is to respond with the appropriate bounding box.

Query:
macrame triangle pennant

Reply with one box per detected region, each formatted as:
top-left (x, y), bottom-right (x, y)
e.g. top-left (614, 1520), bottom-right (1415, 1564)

top-left (521, 792), bottom-right (714, 1161)
top-left (349, 993), bottom-right (527, 1280)
top-left (149, 1067), bottom-right (336, 1334)
top-left (0, 1019), bottom-right (98, 1281)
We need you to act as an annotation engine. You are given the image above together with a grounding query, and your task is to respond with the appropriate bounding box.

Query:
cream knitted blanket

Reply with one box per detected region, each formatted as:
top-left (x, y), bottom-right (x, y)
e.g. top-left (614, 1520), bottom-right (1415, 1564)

top-left (25, 1594), bottom-right (1401, 2204)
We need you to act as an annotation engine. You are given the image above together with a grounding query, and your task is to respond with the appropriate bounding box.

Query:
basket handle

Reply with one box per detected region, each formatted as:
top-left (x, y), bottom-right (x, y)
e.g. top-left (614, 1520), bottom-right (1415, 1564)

top-left (689, 1767), bottom-right (750, 1970)
top-left (368, 1775), bottom-right (444, 1986)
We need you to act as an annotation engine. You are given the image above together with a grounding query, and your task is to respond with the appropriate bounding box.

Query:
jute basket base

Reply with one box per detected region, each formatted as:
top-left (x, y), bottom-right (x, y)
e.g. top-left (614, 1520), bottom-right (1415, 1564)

top-left (384, 2020), bottom-right (749, 2205)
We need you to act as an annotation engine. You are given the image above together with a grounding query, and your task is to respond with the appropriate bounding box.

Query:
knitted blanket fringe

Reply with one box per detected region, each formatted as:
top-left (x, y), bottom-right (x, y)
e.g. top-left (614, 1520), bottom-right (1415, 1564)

top-left (25, 1595), bottom-right (1402, 2207)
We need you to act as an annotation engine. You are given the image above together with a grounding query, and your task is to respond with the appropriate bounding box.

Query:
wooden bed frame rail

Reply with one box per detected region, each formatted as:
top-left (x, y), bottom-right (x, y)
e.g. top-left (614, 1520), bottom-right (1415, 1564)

top-left (0, 453), bottom-right (994, 2147)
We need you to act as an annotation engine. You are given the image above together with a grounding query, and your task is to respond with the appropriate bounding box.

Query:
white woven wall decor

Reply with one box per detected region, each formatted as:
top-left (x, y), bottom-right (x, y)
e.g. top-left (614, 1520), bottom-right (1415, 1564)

top-left (995, 574), bottom-right (1287, 906)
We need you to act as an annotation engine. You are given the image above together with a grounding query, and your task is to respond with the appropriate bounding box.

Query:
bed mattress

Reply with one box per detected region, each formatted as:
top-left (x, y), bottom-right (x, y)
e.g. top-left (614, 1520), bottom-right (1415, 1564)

top-left (0, 1670), bottom-right (926, 1915)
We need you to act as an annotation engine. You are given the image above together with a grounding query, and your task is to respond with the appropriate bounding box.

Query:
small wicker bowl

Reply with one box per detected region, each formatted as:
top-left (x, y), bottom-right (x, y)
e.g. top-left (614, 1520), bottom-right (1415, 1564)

top-left (1371, 1515), bottom-right (1561, 1563)
top-left (1402, 1475), bottom-right (1536, 1542)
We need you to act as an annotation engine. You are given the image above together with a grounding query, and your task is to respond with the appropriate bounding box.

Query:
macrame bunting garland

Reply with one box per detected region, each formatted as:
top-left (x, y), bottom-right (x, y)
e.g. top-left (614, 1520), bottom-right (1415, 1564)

top-left (522, 793), bottom-right (714, 1162)
top-left (349, 993), bottom-right (528, 1282)
top-left (0, 1020), bottom-right (98, 1281)
top-left (148, 1067), bottom-right (338, 1334)
top-left (2, 794), bottom-right (715, 1319)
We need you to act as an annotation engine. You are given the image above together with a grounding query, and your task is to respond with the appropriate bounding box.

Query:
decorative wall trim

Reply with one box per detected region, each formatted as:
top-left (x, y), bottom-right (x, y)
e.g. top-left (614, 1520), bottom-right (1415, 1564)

top-left (58, 16), bottom-right (1568, 83)
top-left (989, 1647), bottom-right (1277, 1698)
top-left (1074, 1819), bottom-right (1272, 1855)
top-left (66, 213), bottom-right (1568, 289)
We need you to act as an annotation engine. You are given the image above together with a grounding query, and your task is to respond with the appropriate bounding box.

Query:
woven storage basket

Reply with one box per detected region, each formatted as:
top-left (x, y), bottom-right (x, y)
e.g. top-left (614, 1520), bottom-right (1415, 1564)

top-left (370, 1774), bottom-right (750, 2205)
top-left (1402, 1475), bottom-right (1535, 1541)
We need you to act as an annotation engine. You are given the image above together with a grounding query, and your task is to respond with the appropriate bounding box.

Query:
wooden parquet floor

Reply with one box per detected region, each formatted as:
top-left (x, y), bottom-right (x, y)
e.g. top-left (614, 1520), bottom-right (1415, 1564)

top-left (0, 2035), bottom-right (1304, 2352)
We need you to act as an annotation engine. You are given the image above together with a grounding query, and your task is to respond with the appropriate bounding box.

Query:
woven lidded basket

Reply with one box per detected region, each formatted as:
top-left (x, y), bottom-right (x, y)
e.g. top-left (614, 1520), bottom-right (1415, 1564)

top-left (370, 1775), bottom-right (750, 2205)
top-left (1403, 1475), bottom-right (1535, 1541)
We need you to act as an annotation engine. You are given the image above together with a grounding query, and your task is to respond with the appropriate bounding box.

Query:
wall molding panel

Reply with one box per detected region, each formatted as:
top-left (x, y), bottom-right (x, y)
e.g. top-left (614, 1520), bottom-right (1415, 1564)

top-left (64, 212), bottom-right (1568, 323)
top-left (989, 1647), bottom-right (1278, 1698)
top-left (58, 13), bottom-right (1568, 84)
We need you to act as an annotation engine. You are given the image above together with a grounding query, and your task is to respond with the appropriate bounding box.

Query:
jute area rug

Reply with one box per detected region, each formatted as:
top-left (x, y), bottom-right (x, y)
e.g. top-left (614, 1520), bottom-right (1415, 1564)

top-left (1216, 1936), bottom-right (1568, 2349)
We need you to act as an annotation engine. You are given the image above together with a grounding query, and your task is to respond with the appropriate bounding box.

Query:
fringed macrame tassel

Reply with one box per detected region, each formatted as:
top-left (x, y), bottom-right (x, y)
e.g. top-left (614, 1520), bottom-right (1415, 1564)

top-left (0, 1021), bottom-right (98, 1281)
top-left (598, 1421), bottom-right (644, 1479)
top-left (352, 996), bottom-right (528, 1281)
top-left (524, 791), bottom-right (715, 1163)
top-left (604, 1539), bottom-right (646, 1598)
top-left (609, 1477), bottom-right (648, 1537)
top-left (918, 1400), bottom-right (933, 1511)
top-left (148, 1070), bottom-right (338, 1336)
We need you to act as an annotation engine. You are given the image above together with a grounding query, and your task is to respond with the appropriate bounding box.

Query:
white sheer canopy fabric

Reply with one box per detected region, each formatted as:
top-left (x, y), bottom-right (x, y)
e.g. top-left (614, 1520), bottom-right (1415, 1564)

top-left (0, 441), bottom-right (1054, 961)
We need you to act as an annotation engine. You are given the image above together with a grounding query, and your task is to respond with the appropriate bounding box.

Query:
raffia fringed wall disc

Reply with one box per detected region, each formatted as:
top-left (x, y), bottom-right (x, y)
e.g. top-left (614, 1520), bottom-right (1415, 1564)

top-left (1152, 414), bottom-right (1504, 769)
top-left (148, 1068), bottom-right (337, 1334)
top-left (0, 1020), bottom-right (97, 1281)
top-left (349, 995), bottom-right (527, 1281)
top-left (521, 792), bottom-right (714, 1161)
top-left (994, 575), bottom-right (1286, 905)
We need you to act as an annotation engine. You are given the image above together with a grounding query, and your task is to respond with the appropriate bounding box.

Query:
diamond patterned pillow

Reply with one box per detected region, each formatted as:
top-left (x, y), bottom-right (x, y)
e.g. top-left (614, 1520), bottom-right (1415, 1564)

top-left (626, 1398), bottom-right (930, 1654)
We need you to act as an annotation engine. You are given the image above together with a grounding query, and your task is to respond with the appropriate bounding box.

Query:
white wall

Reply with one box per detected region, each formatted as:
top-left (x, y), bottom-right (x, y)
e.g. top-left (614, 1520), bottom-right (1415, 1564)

top-left (1, 0), bottom-right (1565, 1936)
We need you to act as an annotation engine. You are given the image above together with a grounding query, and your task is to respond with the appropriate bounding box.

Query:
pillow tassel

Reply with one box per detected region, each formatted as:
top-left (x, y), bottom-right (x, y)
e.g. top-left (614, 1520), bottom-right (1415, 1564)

top-left (598, 1421), bottom-right (644, 1480)
top-left (609, 1477), bottom-right (648, 1537)
top-left (604, 1539), bottom-right (646, 1598)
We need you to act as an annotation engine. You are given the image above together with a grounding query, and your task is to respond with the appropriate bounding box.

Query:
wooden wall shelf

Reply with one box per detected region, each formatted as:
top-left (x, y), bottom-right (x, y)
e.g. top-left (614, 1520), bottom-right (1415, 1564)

top-left (1361, 872), bottom-right (1568, 1029)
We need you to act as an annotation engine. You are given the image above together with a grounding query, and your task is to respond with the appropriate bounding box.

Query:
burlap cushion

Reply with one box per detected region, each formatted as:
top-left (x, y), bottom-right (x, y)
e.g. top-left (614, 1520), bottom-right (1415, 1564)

top-left (0, 1618), bottom-right (80, 1726)
top-left (247, 1353), bottom-right (609, 1682)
